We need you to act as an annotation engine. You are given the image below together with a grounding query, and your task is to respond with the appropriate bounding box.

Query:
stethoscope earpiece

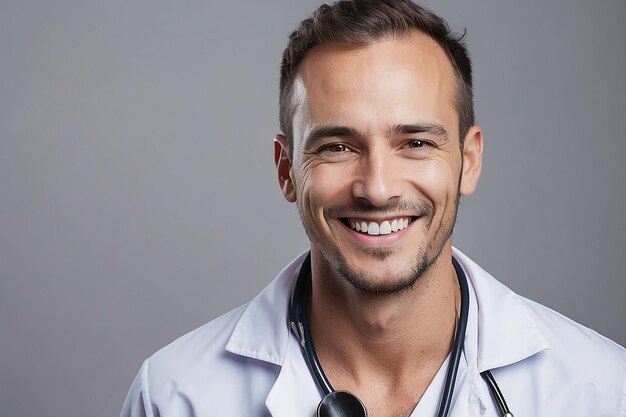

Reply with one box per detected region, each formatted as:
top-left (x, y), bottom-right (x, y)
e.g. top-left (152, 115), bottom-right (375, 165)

top-left (317, 390), bottom-right (368, 417)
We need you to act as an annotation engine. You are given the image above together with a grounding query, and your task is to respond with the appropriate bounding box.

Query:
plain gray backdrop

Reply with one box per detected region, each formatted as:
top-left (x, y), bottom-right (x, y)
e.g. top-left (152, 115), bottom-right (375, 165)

top-left (1, 1), bottom-right (624, 416)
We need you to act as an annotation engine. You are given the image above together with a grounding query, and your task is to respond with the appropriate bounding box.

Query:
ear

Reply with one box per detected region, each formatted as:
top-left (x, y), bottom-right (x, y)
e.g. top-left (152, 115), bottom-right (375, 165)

top-left (274, 134), bottom-right (296, 203)
top-left (459, 125), bottom-right (483, 196)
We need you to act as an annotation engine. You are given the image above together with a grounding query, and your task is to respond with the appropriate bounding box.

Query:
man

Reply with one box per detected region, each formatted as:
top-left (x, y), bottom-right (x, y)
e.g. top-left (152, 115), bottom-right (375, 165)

top-left (120, 1), bottom-right (625, 416)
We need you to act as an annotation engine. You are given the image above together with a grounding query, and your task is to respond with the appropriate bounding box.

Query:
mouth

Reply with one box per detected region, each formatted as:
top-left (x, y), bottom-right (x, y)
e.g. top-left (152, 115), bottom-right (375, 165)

top-left (341, 216), bottom-right (415, 236)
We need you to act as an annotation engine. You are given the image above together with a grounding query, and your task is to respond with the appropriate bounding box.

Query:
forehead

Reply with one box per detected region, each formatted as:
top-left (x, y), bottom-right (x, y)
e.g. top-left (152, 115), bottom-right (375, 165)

top-left (294, 32), bottom-right (459, 133)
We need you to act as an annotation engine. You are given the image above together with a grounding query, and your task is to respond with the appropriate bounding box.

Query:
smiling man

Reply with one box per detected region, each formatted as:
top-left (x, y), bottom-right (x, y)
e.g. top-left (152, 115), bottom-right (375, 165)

top-left (276, 34), bottom-right (478, 296)
top-left (120, 1), bottom-right (626, 416)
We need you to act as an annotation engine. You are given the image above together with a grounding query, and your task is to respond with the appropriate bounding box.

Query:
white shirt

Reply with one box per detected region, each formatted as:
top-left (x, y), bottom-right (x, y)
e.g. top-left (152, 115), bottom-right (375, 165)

top-left (120, 248), bottom-right (626, 416)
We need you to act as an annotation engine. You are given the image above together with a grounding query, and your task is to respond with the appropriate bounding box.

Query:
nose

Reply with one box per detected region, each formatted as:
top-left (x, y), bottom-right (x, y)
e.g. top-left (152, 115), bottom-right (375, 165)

top-left (351, 149), bottom-right (403, 206)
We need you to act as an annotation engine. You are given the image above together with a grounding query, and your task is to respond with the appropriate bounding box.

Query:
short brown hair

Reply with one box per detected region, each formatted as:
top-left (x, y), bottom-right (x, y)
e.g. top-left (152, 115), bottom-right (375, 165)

top-left (279, 0), bottom-right (474, 155)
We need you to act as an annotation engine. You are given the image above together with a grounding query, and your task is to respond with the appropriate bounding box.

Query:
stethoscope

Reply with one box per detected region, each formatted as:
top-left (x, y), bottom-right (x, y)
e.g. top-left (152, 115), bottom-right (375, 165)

top-left (289, 253), bottom-right (514, 417)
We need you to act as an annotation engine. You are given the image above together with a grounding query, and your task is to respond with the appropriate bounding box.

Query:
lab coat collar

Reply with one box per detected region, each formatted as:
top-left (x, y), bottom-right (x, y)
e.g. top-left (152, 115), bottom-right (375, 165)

top-left (224, 251), bottom-right (309, 366)
top-left (225, 248), bottom-right (551, 415)
top-left (225, 251), bottom-right (318, 416)
top-left (452, 248), bottom-right (550, 372)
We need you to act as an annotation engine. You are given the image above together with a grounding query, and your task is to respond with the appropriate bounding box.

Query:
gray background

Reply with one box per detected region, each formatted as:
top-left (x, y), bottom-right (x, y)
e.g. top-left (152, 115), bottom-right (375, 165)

top-left (1, 1), bottom-right (624, 416)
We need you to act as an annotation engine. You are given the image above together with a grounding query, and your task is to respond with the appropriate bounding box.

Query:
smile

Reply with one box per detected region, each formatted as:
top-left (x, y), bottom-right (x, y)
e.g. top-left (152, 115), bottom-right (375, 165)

top-left (346, 217), bottom-right (412, 236)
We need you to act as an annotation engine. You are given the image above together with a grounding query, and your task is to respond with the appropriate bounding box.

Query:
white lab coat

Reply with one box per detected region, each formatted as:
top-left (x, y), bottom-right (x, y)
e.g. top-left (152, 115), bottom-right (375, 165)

top-left (120, 248), bottom-right (626, 416)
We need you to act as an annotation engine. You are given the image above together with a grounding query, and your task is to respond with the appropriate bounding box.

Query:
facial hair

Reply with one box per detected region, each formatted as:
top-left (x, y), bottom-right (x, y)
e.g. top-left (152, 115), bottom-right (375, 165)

top-left (298, 190), bottom-right (461, 295)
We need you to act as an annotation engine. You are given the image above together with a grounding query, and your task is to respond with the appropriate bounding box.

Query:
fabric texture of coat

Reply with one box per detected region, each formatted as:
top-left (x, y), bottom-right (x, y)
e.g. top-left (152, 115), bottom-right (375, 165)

top-left (120, 248), bottom-right (626, 417)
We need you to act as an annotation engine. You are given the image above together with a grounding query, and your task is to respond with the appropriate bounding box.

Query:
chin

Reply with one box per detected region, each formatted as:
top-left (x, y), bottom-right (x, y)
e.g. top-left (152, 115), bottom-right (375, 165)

top-left (332, 246), bottom-right (434, 295)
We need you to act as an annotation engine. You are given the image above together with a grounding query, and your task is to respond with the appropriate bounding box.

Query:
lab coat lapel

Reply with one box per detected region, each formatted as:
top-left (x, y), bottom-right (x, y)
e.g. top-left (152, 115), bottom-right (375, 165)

top-left (227, 248), bottom-right (552, 416)
top-left (451, 249), bottom-right (550, 372)
top-left (452, 248), bottom-right (551, 415)
top-left (265, 331), bottom-right (321, 417)
top-left (444, 361), bottom-right (493, 417)
top-left (225, 252), bottom-right (308, 366)
top-left (225, 251), bottom-right (320, 416)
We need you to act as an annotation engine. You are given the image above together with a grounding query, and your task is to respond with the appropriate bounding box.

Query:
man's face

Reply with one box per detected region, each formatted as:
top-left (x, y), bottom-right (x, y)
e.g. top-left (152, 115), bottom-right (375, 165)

top-left (275, 33), bottom-right (482, 293)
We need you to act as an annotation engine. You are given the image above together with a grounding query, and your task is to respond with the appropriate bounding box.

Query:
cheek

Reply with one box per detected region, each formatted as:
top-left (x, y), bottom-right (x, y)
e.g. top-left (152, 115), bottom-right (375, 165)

top-left (298, 164), bottom-right (344, 219)
top-left (306, 164), bottom-right (356, 221)
top-left (405, 158), bottom-right (459, 201)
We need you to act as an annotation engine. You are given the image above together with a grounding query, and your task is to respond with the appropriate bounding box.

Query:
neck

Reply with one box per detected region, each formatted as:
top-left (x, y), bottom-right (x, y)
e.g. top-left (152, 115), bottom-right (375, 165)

top-left (308, 245), bottom-right (460, 388)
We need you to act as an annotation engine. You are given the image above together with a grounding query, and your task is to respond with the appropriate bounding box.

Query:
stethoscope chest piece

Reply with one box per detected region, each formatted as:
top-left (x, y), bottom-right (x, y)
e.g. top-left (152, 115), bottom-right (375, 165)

top-left (317, 390), bottom-right (368, 417)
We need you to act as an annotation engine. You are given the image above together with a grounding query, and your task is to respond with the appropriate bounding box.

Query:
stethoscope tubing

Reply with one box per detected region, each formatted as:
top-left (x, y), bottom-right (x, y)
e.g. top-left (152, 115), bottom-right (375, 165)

top-left (435, 257), bottom-right (470, 417)
top-left (290, 254), bottom-right (334, 395)
top-left (480, 370), bottom-right (513, 417)
top-left (289, 253), bottom-right (513, 417)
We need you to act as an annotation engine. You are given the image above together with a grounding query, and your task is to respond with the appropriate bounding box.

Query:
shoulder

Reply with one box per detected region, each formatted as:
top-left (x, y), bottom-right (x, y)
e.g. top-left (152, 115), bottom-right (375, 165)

top-left (145, 305), bottom-right (267, 397)
top-left (147, 304), bottom-right (249, 382)
top-left (453, 247), bottom-right (626, 415)
top-left (456, 246), bottom-right (624, 369)
top-left (121, 304), bottom-right (281, 417)
top-left (144, 252), bottom-right (309, 386)
top-left (119, 252), bottom-right (309, 417)
top-left (522, 295), bottom-right (624, 363)
top-left (520, 295), bottom-right (625, 389)
top-left (505, 296), bottom-right (626, 416)
top-left (519, 292), bottom-right (625, 370)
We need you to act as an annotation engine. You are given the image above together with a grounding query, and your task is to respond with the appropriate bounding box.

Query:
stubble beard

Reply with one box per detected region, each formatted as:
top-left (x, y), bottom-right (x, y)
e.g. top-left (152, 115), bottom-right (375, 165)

top-left (298, 191), bottom-right (461, 296)
top-left (338, 193), bottom-right (460, 295)
top-left (334, 245), bottom-right (432, 294)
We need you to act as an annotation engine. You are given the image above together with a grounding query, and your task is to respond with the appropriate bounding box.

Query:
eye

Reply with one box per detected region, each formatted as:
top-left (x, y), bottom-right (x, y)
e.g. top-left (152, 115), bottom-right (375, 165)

top-left (407, 139), bottom-right (426, 148)
top-left (319, 144), bottom-right (351, 153)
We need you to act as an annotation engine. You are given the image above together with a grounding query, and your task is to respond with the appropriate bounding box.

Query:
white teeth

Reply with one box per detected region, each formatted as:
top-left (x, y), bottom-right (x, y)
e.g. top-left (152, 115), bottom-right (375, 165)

top-left (348, 217), bottom-right (411, 235)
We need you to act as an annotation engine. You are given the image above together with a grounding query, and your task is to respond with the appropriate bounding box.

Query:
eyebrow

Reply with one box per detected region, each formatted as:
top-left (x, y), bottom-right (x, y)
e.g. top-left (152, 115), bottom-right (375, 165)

top-left (388, 123), bottom-right (449, 140)
top-left (304, 125), bottom-right (363, 149)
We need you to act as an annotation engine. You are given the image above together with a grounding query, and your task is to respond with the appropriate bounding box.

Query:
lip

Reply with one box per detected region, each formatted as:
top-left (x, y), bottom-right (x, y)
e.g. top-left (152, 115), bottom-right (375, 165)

top-left (339, 217), bottom-right (414, 247)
